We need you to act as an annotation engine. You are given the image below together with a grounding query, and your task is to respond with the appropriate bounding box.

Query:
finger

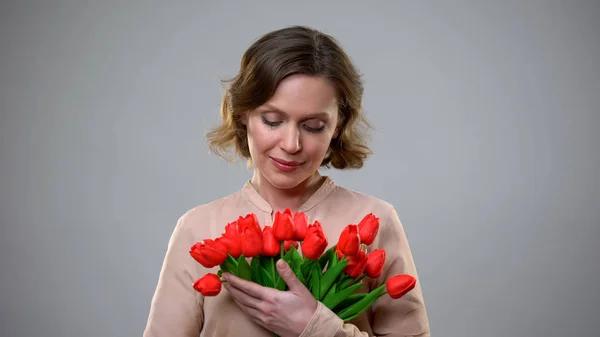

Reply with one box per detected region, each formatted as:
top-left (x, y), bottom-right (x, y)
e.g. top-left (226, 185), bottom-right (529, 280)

top-left (233, 300), bottom-right (268, 329)
top-left (276, 259), bottom-right (306, 293)
top-left (224, 273), bottom-right (267, 300)
top-left (224, 283), bottom-right (261, 310)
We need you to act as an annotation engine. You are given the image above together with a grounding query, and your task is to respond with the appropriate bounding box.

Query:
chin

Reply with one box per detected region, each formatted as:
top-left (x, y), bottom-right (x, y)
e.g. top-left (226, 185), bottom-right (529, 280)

top-left (260, 165), bottom-right (314, 190)
top-left (263, 172), bottom-right (306, 190)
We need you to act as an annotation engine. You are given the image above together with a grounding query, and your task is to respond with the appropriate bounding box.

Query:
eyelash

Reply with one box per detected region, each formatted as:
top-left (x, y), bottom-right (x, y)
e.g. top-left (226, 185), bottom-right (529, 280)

top-left (261, 117), bottom-right (325, 133)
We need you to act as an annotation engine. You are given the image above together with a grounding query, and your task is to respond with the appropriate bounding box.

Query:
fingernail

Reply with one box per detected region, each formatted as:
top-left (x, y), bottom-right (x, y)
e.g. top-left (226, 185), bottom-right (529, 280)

top-left (277, 259), bottom-right (286, 269)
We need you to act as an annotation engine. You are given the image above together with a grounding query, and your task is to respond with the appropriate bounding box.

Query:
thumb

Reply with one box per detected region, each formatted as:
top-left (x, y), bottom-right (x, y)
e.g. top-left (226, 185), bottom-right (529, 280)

top-left (276, 259), bottom-right (306, 293)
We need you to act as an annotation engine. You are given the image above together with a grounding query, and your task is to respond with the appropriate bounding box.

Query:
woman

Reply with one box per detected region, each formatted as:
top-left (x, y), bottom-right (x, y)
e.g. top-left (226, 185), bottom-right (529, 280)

top-left (143, 25), bottom-right (430, 337)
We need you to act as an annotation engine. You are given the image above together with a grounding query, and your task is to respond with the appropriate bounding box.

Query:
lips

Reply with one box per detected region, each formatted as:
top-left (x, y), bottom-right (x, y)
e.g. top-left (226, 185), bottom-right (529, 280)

top-left (271, 157), bottom-right (301, 166)
top-left (270, 157), bottom-right (303, 172)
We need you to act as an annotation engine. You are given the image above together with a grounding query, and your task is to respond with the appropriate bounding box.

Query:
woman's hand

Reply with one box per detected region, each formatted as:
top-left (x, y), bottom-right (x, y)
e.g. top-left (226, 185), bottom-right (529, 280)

top-left (223, 259), bottom-right (318, 337)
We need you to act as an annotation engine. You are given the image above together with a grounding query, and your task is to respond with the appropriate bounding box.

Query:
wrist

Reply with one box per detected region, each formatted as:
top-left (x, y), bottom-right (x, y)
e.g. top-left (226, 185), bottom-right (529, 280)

top-left (298, 302), bottom-right (342, 337)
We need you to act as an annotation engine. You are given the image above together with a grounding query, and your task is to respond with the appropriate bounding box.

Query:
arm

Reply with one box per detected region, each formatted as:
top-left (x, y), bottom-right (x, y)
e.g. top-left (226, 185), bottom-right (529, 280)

top-left (299, 206), bottom-right (431, 337)
top-left (143, 213), bottom-right (204, 337)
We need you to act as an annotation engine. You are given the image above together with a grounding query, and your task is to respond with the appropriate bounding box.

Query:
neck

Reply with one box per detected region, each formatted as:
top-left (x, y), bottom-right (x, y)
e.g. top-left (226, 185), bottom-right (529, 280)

top-left (250, 171), bottom-right (325, 213)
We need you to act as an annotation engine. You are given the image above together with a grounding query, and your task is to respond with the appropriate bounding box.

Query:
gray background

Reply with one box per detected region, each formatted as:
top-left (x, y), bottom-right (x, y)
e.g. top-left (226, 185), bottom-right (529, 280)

top-left (1, 1), bottom-right (599, 337)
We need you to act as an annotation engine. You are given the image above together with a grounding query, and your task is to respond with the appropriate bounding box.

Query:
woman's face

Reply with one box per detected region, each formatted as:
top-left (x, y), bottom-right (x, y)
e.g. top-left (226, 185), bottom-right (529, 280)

top-left (243, 74), bottom-right (339, 190)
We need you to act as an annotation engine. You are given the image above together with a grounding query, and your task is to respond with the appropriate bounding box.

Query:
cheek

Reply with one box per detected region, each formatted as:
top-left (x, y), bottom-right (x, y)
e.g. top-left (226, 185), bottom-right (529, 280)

top-left (247, 123), bottom-right (277, 151)
top-left (303, 134), bottom-right (332, 156)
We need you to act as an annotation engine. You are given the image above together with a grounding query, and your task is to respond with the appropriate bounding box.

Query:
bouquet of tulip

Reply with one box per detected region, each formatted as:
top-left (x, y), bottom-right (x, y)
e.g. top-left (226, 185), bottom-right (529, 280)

top-left (189, 209), bottom-right (416, 322)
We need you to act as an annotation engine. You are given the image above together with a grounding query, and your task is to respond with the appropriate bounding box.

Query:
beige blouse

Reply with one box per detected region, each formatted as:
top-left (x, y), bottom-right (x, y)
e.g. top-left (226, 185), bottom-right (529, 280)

top-left (143, 176), bottom-right (431, 336)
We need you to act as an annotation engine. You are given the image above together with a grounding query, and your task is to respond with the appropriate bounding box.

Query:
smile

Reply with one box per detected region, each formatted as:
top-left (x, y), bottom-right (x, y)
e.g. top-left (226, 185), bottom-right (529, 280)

top-left (270, 157), bottom-right (303, 172)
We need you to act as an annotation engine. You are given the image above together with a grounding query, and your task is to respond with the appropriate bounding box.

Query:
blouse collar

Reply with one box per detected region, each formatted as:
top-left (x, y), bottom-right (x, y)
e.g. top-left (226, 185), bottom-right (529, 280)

top-left (241, 175), bottom-right (337, 214)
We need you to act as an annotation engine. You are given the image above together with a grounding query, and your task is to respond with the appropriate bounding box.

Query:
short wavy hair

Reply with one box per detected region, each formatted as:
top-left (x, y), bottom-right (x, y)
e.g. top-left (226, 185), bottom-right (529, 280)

top-left (206, 25), bottom-right (372, 169)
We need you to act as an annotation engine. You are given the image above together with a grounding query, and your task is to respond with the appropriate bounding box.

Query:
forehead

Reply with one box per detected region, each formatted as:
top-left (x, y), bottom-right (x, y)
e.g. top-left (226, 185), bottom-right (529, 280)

top-left (260, 74), bottom-right (338, 118)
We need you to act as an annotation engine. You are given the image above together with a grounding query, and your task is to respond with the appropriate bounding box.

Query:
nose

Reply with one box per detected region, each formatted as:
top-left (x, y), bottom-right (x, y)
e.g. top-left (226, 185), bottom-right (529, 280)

top-left (280, 124), bottom-right (302, 154)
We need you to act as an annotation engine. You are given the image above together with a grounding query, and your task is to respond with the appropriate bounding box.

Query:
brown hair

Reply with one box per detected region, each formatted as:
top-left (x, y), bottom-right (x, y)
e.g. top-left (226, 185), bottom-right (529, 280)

top-left (206, 25), bottom-right (372, 169)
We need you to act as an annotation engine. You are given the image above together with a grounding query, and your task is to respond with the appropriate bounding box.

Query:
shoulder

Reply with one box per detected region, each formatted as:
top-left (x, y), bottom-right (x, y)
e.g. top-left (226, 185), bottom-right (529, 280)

top-left (171, 188), bottom-right (248, 238)
top-left (322, 183), bottom-right (400, 228)
top-left (329, 184), bottom-right (396, 215)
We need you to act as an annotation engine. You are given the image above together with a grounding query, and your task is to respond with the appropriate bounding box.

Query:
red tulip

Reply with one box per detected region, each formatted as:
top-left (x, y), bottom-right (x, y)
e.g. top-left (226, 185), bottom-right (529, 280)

top-left (189, 239), bottom-right (228, 268)
top-left (302, 220), bottom-right (328, 260)
top-left (292, 212), bottom-right (308, 241)
top-left (336, 224), bottom-right (360, 256)
top-left (272, 208), bottom-right (294, 241)
top-left (284, 240), bottom-right (298, 251)
top-left (218, 233), bottom-right (241, 259)
top-left (365, 249), bottom-right (386, 278)
top-left (358, 213), bottom-right (380, 245)
top-left (240, 227), bottom-right (262, 257)
top-left (224, 221), bottom-right (239, 237)
top-left (237, 213), bottom-right (262, 237)
top-left (344, 249), bottom-right (368, 278)
top-left (261, 226), bottom-right (280, 256)
top-left (193, 273), bottom-right (222, 296)
top-left (386, 274), bottom-right (417, 299)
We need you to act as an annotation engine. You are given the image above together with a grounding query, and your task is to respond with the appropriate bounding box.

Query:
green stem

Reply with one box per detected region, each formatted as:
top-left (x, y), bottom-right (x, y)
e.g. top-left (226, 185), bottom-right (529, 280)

top-left (275, 241), bottom-right (284, 285)
top-left (349, 274), bottom-right (367, 286)
top-left (271, 256), bottom-right (276, 288)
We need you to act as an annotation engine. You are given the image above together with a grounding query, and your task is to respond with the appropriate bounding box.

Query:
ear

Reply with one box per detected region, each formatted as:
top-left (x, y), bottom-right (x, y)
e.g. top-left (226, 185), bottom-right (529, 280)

top-left (332, 126), bottom-right (340, 139)
top-left (239, 111), bottom-right (249, 126)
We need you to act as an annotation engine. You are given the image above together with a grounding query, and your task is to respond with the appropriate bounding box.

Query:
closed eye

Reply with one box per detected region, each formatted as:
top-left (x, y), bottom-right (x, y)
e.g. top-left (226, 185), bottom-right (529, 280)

top-left (261, 116), bottom-right (282, 127)
top-left (303, 124), bottom-right (325, 133)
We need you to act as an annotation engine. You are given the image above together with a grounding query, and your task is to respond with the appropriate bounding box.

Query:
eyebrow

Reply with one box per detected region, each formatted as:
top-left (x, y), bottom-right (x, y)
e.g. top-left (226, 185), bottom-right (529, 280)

top-left (261, 103), bottom-right (331, 119)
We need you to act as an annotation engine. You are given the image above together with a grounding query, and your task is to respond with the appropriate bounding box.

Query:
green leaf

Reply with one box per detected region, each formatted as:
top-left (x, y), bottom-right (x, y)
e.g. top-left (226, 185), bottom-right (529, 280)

top-left (339, 275), bottom-right (354, 290)
top-left (237, 255), bottom-right (252, 281)
top-left (261, 256), bottom-right (275, 274)
top-left (217, 269), bottom-right (223, 278)
top-left (282, 246), bottom-right (294, 262)
top-left (322, 283), bottom-right (337, 306)
top-left (287, 246), bottom-right (306, 284)
top-left (318, 246), bottom-right (334, 271)
top-left (221, 255), bottom-right (239, 276)
top-left (319, 258), bottom-right (349, 300)
top-left (329, 247), bottom-right (340, 269)
top-left (333, 293), bottom-right (368, 313)
top-left (260, 267), bottom-right (274, 288)
top-left (290, 246), bottom-right (303, 268)
top-left (302, 259), bottom-right (318, 282)
top-left (275, 272), bottom-right (286, 291)
top-left (322, 282), bottom-right (363, 311)
top-left (250, 257), bottom-right (262, 284)
top-left (310, 264), bottom-right (321, 298)
top-left (338, 284), bottom-right (386, 321)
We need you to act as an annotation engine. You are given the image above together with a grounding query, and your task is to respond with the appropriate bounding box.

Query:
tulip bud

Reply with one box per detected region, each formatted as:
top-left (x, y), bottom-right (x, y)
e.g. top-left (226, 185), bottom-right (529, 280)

top-left (292, 212), bottom-right (308, 241)
top-left (218, 234), bottom-right (241, 259)
top-left (240, 227), bottom-right (262, 257)
top-left (386, 274), bottom-right (417, 299)
top-left (224, 221), bottom-right (239, 237)
top-left (261, 226), bottom-right (280, 257)
top-left (365, 249), bottom-right (386, 278)
top-left (193, 273), bottom-right (222, 296)
top-left (337, 224), bottom-right (360, 256)
top-left (358, 213), bottom-right (380, 245)
top-left (272, 208), bottom-right (294, 241)
top-left (283, 240), bottom-right (299, 251)
top-left (344, 249), bottom-right (368, 278)
top-left (237, 213), bottom-right (262, 237)
top-left (302, 220), bottom-right (328, 260)
top-left (189, 239), bottom-right (228, 268)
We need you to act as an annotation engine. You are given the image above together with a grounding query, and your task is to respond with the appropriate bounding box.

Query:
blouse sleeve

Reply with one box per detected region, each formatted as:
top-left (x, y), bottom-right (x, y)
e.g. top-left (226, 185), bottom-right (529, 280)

top-left (299, 206), bottom-right (431, 337)
top-left (143, 213), bottom-right (204, 337)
